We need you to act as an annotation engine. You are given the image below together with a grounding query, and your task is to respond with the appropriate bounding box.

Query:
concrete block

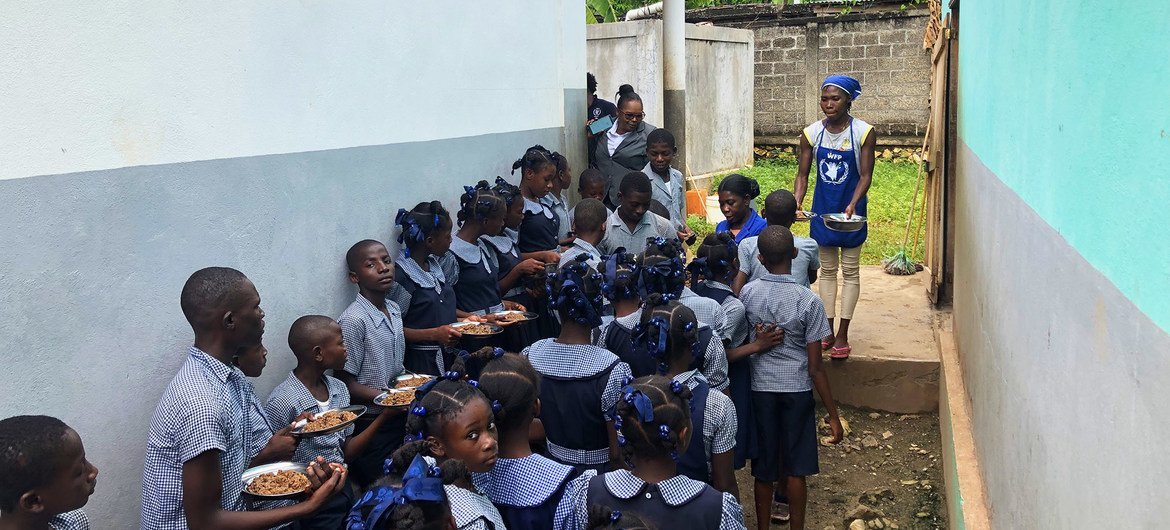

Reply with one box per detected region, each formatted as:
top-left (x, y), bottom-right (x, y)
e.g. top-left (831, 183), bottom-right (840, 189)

top-left (865, 44), bottom-right (893, 58)
top-left (890, 68), bottom-right (928, 86)
top-left (773, 36), bottom-right (797, 49)
top-left (821, 46), bottom-right (840, 60)
top-left (827, 33), bottom-right (853, 47)
top-left (854, 31), bottom-right (879, 46)
top-left (840, 46), bottom-right (865, 59)
top-left (893, 42), bottom-right (927, 58)
top-left (786, 73), bottom-right (805, 88)
top-left (828, 58), bottom-right (854, 73)
top-left (878, 30), bottom-right (907, 44)
top-left (755, 62), bottom-right (773, 76)
top-left (773, 60), bottom-right (799, 74)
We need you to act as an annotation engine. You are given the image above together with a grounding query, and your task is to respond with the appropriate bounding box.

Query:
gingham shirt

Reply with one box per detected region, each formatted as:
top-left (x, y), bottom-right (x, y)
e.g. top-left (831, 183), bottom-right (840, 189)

top-left (595, 309), bottom-right (729, 391)
top-left (643, 162), bottom-right (687, 230)
top-left (49, 510), bottom-right (89, 530)
top-left (672, 369), bottom-right (737, 459)
top-left (559, 238), bottom-right (603, 271)
top-left (598, 210), bottom-right (676, 256)
top-left (542, 191), bottom-right (573, 240)
top-left (572, 470), bottom-right (746, 530)
top-left (739, 274), bottom-right (831, 392)
top-left (738, 235), bottom-right (820, 288)
top-left (142, 347), bottom-right (253, 529)
top-left (339, 293), bottom-right (405, 411)
top-left (523, 339), bottom-right (632, 464)
top-left (696, 281), bottom-right (750, 347)
top-left (473, 453), bottom-right (596, 530)
top-left (446, 483), bottom-right (507, 530)
top-left (679, 287), bottom-right (729, 342)
top-left (245, 388), bottom-right (272, 460)
top-left (264, 372), bottom-right (352, 464)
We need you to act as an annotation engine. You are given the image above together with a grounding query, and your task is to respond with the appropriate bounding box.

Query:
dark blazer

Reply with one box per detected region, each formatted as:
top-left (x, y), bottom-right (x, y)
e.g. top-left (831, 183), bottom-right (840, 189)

top-left (591, 120), bottom-right (657, 205)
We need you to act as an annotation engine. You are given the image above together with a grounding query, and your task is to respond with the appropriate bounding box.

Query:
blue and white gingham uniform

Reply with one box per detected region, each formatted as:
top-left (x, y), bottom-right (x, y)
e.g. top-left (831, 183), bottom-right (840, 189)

top-left (679, 287), bottom-right (729, 342)
top-left (559, 238), bottom-right (603, 271)
top-left (49, 510), bottom-right (89, 530)
top-left (523, 339), bottom-right (632, 464)
top-left (596, 308), bottom-right (729, 391)
top-left (473, 453), bottom-right (596, 530)
top-left (571, 470), bottom-right (746, 530)
top-left (739, 274), bottom-right (832, 392)
top-left (339, 292), bottom-right (406, 409)
top-left (542, 191), bottom-right (573, 240)
top-left (671, 370), bottom-right (737, 459)
top-left (264, 372), bottom-right (353, 464)
top-left (697, 281), bottom-right (750, 347)
top-left (142, 347), bottom-right (254, 529)
top-left (446, 483), bottom-right (507, 530)
top-left (245, 388), bottom-right (272, 460)
top-left (738, 235), bottom-right (820, 288)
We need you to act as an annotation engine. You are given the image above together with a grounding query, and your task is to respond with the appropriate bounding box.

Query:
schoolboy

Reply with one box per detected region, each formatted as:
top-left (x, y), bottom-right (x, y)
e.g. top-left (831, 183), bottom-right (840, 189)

top-left (141, 267), bottom-right (346, 530)
top-left (642, 128), bottom-right (695, 244)
top-left (568, 169), bottom-right (612, 223)
top-left (560, 198), bottom-right (607, 270)
top-left (233, 343), bottom-right (297, 466)
top-left (0, 415), bottom-right (97, 530)
top-left (732, 189), bottom-right (820, 294)
top-left (334, 240), bottom-right (408, 486)
top-left (598, 172), bottom-right (676, 256)
top-left (266, 315), bottom-right (395, 529)
top-left (738, 227), bottom-right (843, 530)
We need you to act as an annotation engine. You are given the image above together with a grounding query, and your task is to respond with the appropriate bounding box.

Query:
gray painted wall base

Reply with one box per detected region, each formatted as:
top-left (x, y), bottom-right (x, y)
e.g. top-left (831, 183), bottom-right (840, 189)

top-left (954, 141), bottom-right (1170, 528)
top-left (0, 126), bottom-right (561, 527)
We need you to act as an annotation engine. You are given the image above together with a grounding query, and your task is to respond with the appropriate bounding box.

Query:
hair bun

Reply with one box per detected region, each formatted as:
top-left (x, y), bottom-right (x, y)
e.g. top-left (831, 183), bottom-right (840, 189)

top-left (618, 84), bottom-right (635, 95)
top-left (748, 179), bottom-right (761, 199)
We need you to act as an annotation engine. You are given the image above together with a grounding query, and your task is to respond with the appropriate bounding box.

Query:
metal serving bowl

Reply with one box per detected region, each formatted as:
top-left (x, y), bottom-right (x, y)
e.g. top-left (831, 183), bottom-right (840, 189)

top-left (821, 213), bottom-right (868, 232)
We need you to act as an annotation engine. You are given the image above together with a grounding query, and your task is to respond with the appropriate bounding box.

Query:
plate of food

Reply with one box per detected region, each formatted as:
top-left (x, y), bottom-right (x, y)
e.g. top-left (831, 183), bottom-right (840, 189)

top-left (491, 310), bottom-right (539, 323)
top-left (291, 405), bottom-right (366, 437)
top-left (394, 373), bottom-right (433, 389)
top-left (451, 321), bottom-right (504, 336)
top-left (795, 210), bottom-right (816, 222)
top-left (374, 388), bottom-right (416, 408)
top-left (242, 462), bottom-right (310, 498)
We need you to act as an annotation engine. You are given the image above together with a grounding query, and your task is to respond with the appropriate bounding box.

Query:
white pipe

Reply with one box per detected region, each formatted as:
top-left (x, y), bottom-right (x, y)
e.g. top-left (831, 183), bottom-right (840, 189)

top-left (662, 0), bottom-right (685, 91)
top-left (624, 1), bottom-right (663, 21)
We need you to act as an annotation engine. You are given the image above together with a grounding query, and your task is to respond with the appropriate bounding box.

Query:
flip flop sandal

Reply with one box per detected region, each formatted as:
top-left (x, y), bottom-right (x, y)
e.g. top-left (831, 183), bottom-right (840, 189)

top-left (770, 500), bottom-right (791, 523)
top-left (830, 345), bottom-right (852, 359)
top-left (821, 339), bottom-right (833, 350)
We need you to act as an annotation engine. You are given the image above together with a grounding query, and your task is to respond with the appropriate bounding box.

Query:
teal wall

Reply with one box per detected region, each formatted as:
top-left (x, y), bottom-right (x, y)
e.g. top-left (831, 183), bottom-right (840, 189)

top-left (958, 0), bottom-right (1170, 331)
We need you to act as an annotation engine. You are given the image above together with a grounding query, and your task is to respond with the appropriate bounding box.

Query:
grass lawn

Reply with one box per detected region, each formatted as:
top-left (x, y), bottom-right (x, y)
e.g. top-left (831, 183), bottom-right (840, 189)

top-left (687, 156), bottom-right (925, 265)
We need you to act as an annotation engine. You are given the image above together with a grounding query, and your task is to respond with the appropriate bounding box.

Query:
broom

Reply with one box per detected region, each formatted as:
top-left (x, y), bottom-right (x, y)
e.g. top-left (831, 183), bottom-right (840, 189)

top-left (882, 122), bottom-right (929, 276)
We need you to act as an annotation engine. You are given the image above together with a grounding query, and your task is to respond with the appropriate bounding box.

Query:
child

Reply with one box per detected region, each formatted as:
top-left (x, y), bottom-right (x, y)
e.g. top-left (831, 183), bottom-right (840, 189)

top-left (642, 128), bottom-right (694, 244)
top-left (595, 248), bottom-right (642, 339)
top-left (541, 151), bottom-right (574, 244)
top-left (344, 454), bottom-right (455, 530)
top-left (0, 415), bottom-right (98, 530)
top-left (452, 181), bottom-right (513, 316)
top-left (715, 175), bottom-right (766, 243)
top-left (560, 198), bottom-right (608, 271)
top-left (633, 298), bottom-right (739, 496)
top-left (233, 343), bottom-right (298, 467)
top-left (513, 145), bottom-right (562, 260)
top-left (394, 203), bottom-right (463, 375)
top-left (393, 365), bottom-right (506, 530)
top-left (491, 174), bottom-right (561, 341)
top-left (738, 226), bottom-right (844, 530)
top-left (265, 315), bottom-right (397, 529)
top-left (570, 169), bottom-right (611, 219)
top-left (336, 239), bottom-right (410, 485)
top-left (572, 376), bottom-right (747, 530)
top-left (142, 267), bottom-right (346, 529)
top-left (464, 347), bottom-right (597, 529)
top-left (598, 173), bottom-right (675, 256)
top-left (523, 257), bottom-right (633, 473)
top-left (731, 189), bottom-right (819, 294)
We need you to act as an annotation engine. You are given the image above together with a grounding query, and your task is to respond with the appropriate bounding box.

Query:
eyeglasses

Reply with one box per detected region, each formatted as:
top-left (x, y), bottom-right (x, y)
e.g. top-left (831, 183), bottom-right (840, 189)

top-left (622, 112), bottom-right (645, 120)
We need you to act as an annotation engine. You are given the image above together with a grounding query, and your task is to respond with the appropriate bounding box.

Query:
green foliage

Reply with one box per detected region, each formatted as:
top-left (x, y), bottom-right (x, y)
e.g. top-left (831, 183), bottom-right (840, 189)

top-left (686, 214), bottom-right (716, 254)
top-left (588, 0), bottom-right (785, 24)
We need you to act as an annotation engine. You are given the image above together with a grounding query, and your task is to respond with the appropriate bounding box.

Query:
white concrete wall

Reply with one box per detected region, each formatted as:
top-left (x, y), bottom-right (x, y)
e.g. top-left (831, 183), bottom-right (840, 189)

top-left (586, 21), bottom-right (666, 127)
top-left (0, 2), bottom-right (583, 527)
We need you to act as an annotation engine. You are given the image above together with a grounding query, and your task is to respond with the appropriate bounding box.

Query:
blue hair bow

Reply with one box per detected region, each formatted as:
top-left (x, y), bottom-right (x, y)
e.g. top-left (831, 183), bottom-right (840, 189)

top-left (550, 267), bottom-right (603, 328)
top-left (621, 386), bottom-right (655, 423)
top-left (634, 316), bottom-right (670, 360)
top-left (395, 209), bottom-right (426, 258)
top-left (346, 454), bottom-right (445, 530)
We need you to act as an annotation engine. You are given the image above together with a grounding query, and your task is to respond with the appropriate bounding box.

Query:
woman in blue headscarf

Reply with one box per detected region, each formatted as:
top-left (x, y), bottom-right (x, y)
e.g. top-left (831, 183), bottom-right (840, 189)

top-left (794, 74), bottom-right (876, 362)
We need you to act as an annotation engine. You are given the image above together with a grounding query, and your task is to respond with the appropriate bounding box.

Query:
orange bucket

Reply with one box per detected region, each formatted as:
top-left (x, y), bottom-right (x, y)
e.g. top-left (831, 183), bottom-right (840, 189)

top-left (686, 188), bottom-right (707, 217)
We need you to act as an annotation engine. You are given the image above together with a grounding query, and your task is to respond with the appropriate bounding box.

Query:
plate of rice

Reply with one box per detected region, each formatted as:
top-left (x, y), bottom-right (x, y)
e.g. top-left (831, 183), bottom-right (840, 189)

top-left (242, 462), bottom-right (310, 498)
top-left (291, 405), bottom-right (366, 437)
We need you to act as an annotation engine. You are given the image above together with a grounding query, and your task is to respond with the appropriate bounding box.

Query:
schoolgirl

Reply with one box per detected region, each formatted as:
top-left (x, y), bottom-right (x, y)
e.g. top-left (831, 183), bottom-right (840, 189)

top-left (513, 145), bottom-right (562, 259)
top-left (539, 151), bottom-right (573, 244)
top-left (393, 364), bottom-right (506, 530)
top-left (394, 202), bottom-right (462, 375)
top-left (463, 347), bottom-right (596, 530)
top-left (344, 453), bottom-right (455, 530)
top-left (486, 177), bottom-right (554, 346)
top-left (632, 298), bottom-right (738, 495)
top-left (522, 256), bottom-right (633, 473)
top-left (571, 376), bottom-right (747, 530)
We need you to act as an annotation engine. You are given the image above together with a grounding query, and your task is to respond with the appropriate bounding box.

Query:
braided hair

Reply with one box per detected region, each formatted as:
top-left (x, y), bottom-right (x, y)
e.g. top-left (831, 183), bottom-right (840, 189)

top-left (634, 296), bottom-right (700, 375)
top-left (402, 356), bottom-right (491, 448)
top-left (511, 144), bottom-right (555, 176)
top-left (640, 237), bottom-right (686, 299)
top-left (457, 180), bottom-right (506, 227)
top-left (492, 176), bottom-right (522, 208)
top-left (688, 232), bottom-right (738, 284)
top-left (547, 255), bottom-right (606, 327)
top-left (598, 249), bottom-right (641, 302)
top-left (395, 201), bottom-right (452, 258)
top-left (586, 504), bottom-right (655, 530)
top-left (347, 457), bottom-right (453, 530)
top-left (613, 375), bottom-right (693, 468)
top-left (463, 347), bottom-right (540, 434)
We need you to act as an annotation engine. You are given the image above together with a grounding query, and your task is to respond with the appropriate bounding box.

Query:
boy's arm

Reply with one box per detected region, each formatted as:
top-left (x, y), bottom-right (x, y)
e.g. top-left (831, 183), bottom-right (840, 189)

top-left (726, 323), bottom-right (784, 363)
top-left (710, 451), bottom-right (739, 498)
top-left (182, 450), bottom-right (342, 530)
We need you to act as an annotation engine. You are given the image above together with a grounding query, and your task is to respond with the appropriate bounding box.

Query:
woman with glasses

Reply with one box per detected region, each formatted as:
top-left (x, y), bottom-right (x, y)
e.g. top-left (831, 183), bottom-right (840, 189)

top-left (591, 84), bottom-right (657, 209)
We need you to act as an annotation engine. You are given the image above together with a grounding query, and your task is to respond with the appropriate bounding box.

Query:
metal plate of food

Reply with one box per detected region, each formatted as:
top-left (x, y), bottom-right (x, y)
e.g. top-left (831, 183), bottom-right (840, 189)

top-left (451, 321), bottom-right (504, 336)
top-left (492, 310), bottom-right (539, 323)
top-left (291, 405), bottom-right (367, 438)
top-left (374, 388), bottom-right (415, 408)
top-left (795, 210), bottom-right (816, 222)
top-left (241, 462), bottom-right (310, 498)
top-left (394, 373), bottom-right (433, 389)
top-left (821, 213), bottom-right (867, 232)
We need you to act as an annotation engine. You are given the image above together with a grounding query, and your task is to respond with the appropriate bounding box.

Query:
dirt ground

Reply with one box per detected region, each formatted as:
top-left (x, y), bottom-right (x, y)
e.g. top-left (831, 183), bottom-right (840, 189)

top-left (735, 404), bottom-right (946, 530)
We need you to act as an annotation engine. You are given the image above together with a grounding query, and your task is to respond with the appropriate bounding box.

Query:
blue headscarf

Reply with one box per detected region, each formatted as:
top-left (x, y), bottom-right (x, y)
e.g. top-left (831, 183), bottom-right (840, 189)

top-left (822, 75), bottom-right (861, 101)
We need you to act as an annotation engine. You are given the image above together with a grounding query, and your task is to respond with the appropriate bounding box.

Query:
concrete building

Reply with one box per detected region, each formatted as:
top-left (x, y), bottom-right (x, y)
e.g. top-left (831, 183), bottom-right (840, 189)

top-left (951, 0), bottom-right (1170, 527)
top-left (0, 1), bottom-right (584, 526)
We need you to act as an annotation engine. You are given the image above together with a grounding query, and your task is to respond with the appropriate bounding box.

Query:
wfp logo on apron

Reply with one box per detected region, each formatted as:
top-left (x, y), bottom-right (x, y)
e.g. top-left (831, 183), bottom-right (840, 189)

top-left (819, 151), bottom-right (850, 185)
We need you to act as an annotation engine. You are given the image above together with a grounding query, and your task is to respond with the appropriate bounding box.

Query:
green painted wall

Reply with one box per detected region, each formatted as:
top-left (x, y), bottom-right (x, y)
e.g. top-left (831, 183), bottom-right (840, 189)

top-left (957, 1), bottom-right (1170, 331)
